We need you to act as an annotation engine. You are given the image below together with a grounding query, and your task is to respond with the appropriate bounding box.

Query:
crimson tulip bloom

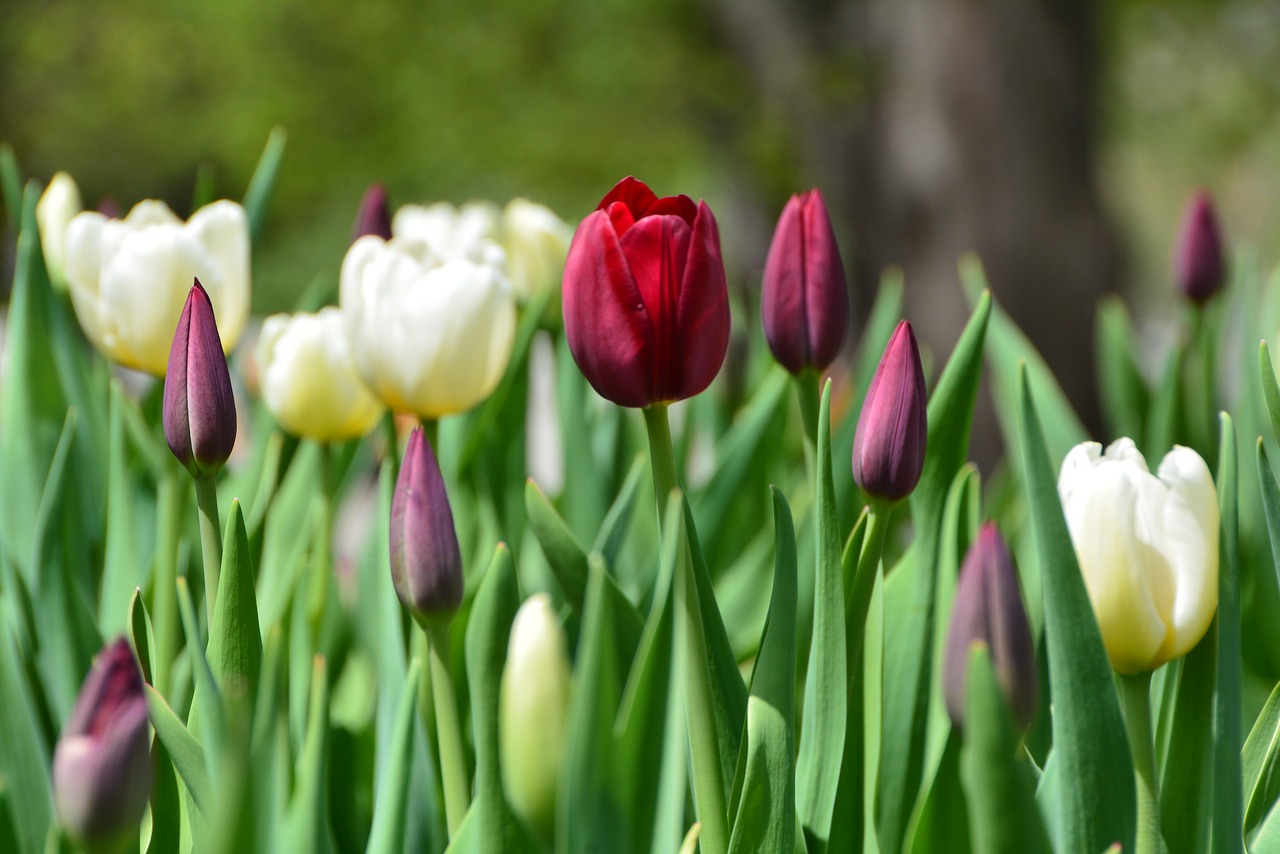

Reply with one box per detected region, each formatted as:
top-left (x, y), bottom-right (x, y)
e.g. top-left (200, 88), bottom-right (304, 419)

top-left (562, 177), bottom-right (730, 408)
top-left (852, 320), bottom-right (927, 501)
top-left (1173, 189), bottom-right (1225, 304)
top-left (390, 428), bottom-right (464, 628)
top-left (762, 189), bottom-right (849, 374)
top-left (163, 278), bottom-right (237, 478)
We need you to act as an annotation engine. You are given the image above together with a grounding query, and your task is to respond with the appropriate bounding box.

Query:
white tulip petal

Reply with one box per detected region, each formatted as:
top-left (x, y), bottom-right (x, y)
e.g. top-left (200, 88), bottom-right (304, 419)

top-left (123, 199), bottom-right (181, 228)
top-left (1154, 446), bottom-right (1219, 658)
top-left (64, 212), bottom-right (109, 352)
top-left (186, 201), bottom-right (251, 350)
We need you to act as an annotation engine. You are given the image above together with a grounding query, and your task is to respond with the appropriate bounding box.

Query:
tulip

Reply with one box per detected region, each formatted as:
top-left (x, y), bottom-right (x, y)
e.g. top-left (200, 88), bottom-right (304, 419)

top-left (852, 320), bottom-right (927, 501)
top-left (562, 176), bottom-right (730, 408)
top-left (761, 189), bottom-right (849, 374)
top-left (499, 198), bottom-right (573, 305)
top-left (164, 279), bottom-right (237, 479)
top-left (340, 232), bottom-right (516, 418)
top-left (63, 198), bottom-right (250, 376)
top-left (500, 593), bottom-right (571, 842)
top-left (1173, 190), bottom-right (1225, 304)
top-left (1058, 438), bottom-right (1218, 674)
top-left (36, 171), bottom-right (83, 293)
top-left (52, 638), bottom-right (151, 850)
top-left (390, 428), bottom-right (463, 627)
top-left (256, 307), bottom-right (384, 442)
top-left (392, 200), bottom-right (500, 260)
top-left (351, 183), bottom-right (393, 243)
top-left (943, 523), bottom-right (1038, 731)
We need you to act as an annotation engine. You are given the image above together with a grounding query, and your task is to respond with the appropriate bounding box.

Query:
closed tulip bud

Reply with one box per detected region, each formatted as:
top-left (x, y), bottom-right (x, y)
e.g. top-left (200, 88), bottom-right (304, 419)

top-left (562, 176), bottom-right (730, 408)
top-left (256, 307), bottom-right (384, 442)
top-left (52, 638), bottom-right (151, 850)
top-left (1058, 439), bottom-right (1219, 673)
top-left (351, 183), bottom-right (393, 244)
top-left (1173, 190), bottom-right (1225, 303)
top-left (164, 279), bottom-right (237, 478)
top-left (500, 593), bottom-right (570, 842)
top-left (943, 523), bottom-right (1037, 731)
top-left (340, 231), bottom-right (516, 418)
top-left (36, 171), bottom-right (83, 293)
top-left (761, 189), bottom-right (849, 374)
top-left (64, 199), bottom-right (250, 375)
top-left (390, 428), bottom-right (463, 628)
top-left (499, 198), bottom-right (572, 305)
top-left (852, 320), bottom-right (927, 501)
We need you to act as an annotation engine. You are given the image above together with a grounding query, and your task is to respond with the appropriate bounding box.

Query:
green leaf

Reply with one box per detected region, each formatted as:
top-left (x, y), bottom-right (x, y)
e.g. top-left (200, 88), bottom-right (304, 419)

top-left (128, 589), bottom-right (157, 687)
top-left (907, 733), bottom-right (970, 854)
top-left (279, 655), bottom-right (334, 854)
top-left (1213, 412), bottom-right (1243, 854)
top-left (796, 381), bottom-right (846, 845)
top-left (177, 577), bottom-right (225, 765)
top-left (526, 479), bottom-right (589, 609)
top-left (1261, 342), bottom-right (1280, 449)
top-left (1145, 346), bottom-right (1184, 462)
top-left (102, 383), bottom-right (143, 636)
top-left (207, 500), bottom-right (263, 706)
top-left (147, 733), bottom-right (183, 854)
top-left (145, 685), bottom-right (213, 815)
top-left (0, 616), bottom-right (52, 854)
top-left (1095, 296), bottom-right (1149, 443)
top-left (591, 454), bottom-right (646, 571)
top-left (241, 127), bottom-right (287, 244)
top-left (364, 657), bottom-right (423, 854)
top-left (959, 646), bottom-right (1051, 853)
top-left (1018, 364), bottom-right (1135, 853)
top-left (1243, 682), bottom-right (1280, 846)
top-left (0, 143), bottom-right (22, 226)
top-left (726, 489), bottom-right (798, 853)
top-left (1157, 626), bottom-right (1214, 853)
top-left (878, 290), bottom-right (991, 853)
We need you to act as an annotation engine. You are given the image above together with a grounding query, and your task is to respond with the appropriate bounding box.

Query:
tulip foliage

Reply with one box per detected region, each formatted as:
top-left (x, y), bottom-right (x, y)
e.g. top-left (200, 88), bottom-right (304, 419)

top-left (3, 134), bottom-right (1280, 854)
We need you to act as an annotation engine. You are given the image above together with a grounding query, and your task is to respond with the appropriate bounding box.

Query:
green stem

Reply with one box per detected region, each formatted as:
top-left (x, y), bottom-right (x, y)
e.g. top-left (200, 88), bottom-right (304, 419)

top-left (426, 624), bottom-right (469, 837)
top-left (307, 443), bottom-right (335, 627)
top-left (1120, 671), bottom-right (1162, 854)
top-left (793, 370), bottom-right (821, 480)
top-left (193, 475), bottom-right (222, 626)
top-left (846, 503), bottom-right (892, 669)
top-left (421, 418), bottom-right (439, 454)
top-left (675, 536), bottom-right (730, 854)
top-left (642, 404), bottom-right (680, 525)
top-left (153, 466), bottom-right (184, 697)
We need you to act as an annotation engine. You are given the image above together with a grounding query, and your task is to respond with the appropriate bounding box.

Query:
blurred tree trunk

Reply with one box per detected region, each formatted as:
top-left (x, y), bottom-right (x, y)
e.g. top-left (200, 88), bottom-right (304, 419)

top-left (705, 0), bottom-right (1119, 463)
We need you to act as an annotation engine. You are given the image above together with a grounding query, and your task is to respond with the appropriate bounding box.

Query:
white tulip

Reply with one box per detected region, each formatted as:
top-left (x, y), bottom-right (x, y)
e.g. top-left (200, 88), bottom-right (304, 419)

top-left (63, 199), bottom-right (250, 376)
top-left (499, 199), bottom-right (571, 304)
top-left (339, 234), bottom-right (516, 418)
top-left (392, 201), bottom-right (500, 260)
top-left (36, 171), bottom-right (83, 293)
top-left (256, 308), bottom-right (384, 442)
top-left (500, 594), bottom-right (570, 842)
top-left (1058, 438), bottom-right (1218, 673)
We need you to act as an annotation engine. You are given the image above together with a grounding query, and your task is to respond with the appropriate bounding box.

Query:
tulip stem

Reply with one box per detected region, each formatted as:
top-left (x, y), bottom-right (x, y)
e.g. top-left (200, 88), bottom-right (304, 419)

top-left (194, 474), bottom-right (223, 625)
top-left (643, 404), bottom-right (681, 522)
top-left (1119, 671), bottom-right (1162, 854)
top-left (793, 370), bottom-right (821, 470)
top-left (153, 465), bottom-right (185, 697)
top-left (307, 443), bottom-right (335, 628)
top-left (846, 502), bottom-right (892, 669)
top-left (426, 623), bottom-right (470, 837)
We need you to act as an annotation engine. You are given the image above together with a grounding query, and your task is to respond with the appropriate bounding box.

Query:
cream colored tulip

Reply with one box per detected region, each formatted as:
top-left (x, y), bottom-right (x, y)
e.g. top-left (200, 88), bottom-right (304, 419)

top-left (63, 200), bottom-right (250, 376)
top-left (500, 594), bottom-right (570, 843)
top-left (256, 308), bottom-right (384, 442)
top-left (498, 199), bottom-right (571, 303)
top-left (1058, 438), bottom-right (1218, 674)
top-left (36, 172), bottom-right (83, 293)
top-left (391, 201), bottom-right (499, 260)
top-left (339, 234), bottom-right (516, 418)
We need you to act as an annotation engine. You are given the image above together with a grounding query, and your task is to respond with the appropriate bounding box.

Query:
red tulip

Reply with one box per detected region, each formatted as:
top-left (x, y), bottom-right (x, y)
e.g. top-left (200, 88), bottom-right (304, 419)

top-left (762, 189), bottom-right (849, 374)
top-left (562, 177), bottom-right (730, 408)
top-left (1173, 189), bottom-right (1225, 303)
top-left (852, 320), bottom-right (927, 501)
top-left (164, 278), bottom-right (237, 478)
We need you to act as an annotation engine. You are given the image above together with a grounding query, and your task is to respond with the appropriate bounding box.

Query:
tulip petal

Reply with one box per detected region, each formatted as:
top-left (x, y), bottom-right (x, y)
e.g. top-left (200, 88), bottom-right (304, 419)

top-left (186, 201), bottom-right (251, 351)
top-left (64, 211), bottom-right (109, 352)
top-left (673, 201), bottom-right (731, 401)
top-left (1154, 446), bottom-right (1219, 659)
top-left (598, 176), bottom-right (659, 217)
top-left (618, 214), bottom-right (693, 401)
top-left (1064, 463), bottom-right (1169, 673)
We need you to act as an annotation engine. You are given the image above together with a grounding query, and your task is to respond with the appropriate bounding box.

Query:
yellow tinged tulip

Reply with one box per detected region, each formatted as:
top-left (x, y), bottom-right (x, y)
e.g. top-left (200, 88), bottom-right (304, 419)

top-left (63, 199), bottom-right (250, 376)
top-left (256, 308), bottom-right (384, 442)
top-left (1058, 438), bottom-right (1218, 674)
top-left (36, 171), bottom-right (83, 293)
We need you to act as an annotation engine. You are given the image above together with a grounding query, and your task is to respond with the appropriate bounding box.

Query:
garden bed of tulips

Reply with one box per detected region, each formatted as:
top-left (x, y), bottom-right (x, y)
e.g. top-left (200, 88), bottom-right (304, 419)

top-left (1, 132), bottom-right (1278, 854)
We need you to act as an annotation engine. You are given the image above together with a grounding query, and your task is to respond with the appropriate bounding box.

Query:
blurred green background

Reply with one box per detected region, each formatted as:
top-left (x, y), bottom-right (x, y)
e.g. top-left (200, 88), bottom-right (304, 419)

top-left (3, 0), bottom-right (1279, 432)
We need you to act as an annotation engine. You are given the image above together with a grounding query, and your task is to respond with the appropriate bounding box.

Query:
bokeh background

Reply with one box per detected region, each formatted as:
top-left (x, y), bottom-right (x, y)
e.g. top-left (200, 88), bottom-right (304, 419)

top-left (4, 0), bottom-right (1280, 442)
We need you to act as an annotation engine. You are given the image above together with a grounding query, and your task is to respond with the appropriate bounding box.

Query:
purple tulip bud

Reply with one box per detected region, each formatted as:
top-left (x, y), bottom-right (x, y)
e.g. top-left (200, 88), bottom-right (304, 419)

top-left (52, 638), bottom-right (152, 847)
top-left (562, 176), bottom-right (730, 408)
top-left (352, 183), bottom-right (393, 244)
top-left (943, 524), bottom-right (1038, 732)
top-left (163, 278), bottom-right (237, 478)
top-left (852, 320), bottom-right (927, 501)
top-left (1173, 190), bottom-right (1225, 304)
top-left (390, 428), bottom-right (464, 627)
top-left (761, 189), bottom-right (849, 374)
